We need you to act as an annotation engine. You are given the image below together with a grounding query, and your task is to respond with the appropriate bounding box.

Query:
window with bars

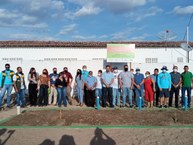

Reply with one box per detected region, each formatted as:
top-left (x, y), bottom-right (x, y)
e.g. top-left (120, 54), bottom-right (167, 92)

top-left (145, 58), bottom-right (158, 63)
top-left (177, 57), bottom-right (183, 63)
top-left (44, 58), bottom-right (77, 61)
top-left (2, 58), bottom-right (23, 61)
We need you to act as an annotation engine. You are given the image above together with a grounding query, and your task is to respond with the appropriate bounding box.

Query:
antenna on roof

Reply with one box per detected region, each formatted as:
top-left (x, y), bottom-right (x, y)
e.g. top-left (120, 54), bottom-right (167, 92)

top-left (181, 13), bottom-right (193, 63)
top-left (157, 30), bottom-right (177, 50)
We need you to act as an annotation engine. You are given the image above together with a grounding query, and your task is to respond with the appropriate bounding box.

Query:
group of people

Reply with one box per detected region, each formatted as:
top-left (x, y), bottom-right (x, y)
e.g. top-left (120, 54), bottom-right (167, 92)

top-left (0, 63), bottom-right (192, 110)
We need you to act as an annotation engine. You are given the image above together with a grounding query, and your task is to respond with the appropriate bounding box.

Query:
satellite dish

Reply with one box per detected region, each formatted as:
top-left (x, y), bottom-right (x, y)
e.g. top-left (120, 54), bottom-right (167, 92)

top-left (158, 30), bottom-right (177, 41)
top-left (181, 43), bottom-right (193, 52)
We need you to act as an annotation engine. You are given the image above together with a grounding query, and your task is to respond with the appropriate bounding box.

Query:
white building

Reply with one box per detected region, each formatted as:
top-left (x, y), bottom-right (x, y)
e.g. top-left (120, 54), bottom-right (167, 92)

top-left (0, 41), bottom-right (192, 78)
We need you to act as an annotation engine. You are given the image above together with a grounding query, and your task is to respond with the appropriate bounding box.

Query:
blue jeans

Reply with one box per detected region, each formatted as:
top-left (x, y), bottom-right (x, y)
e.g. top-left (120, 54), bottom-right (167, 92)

top-left (57, 87), bottom-right (67, 107)
top-left (76, 87), bottom-right (83, 104)
top-left (181, 87), bottom-right (192, 107)
top-left (0, 84), bottom-right (13, 107)
top-left (113, 88), bottom-right (120, 106)
top-left (95, 88), bottom-right (102, 98)
top-left (135, 88), bottom-right (144, 107)
top-left (16, 89), bottom-right (25, 107)
top-left (122, 87), bottom-right (132, 106)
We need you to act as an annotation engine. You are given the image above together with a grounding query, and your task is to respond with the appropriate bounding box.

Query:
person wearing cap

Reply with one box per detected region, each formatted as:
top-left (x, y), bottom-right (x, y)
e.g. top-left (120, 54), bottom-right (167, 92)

top-left (133, 68), bottom-right (144, 107)
top-left (169, 66), bottom-right (181, 108)
top-left (181, 65), bottom-right (193, 108)
top-left (112, 67), bottom-right (120, 107)
top-left (119, 65), bottom-right (134, 108)
top-left (158, 66), bottom-right (171, 108)
top-left (0, 64), bottom-right (15, 109)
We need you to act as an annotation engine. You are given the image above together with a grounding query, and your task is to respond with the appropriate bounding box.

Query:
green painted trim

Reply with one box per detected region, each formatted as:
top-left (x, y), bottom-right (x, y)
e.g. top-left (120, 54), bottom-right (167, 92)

top-left (0, 125), bottom-right (193, 129)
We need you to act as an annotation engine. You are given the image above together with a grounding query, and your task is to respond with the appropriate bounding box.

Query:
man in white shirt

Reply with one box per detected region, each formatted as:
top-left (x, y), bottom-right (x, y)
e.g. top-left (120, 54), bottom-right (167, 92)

top-left (112, 67), bottom-right (120, 106)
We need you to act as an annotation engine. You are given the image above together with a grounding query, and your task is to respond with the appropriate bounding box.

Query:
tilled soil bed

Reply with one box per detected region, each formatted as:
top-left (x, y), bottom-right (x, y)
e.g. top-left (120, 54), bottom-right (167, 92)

top-left (1, 109), bottom-right (193, 126)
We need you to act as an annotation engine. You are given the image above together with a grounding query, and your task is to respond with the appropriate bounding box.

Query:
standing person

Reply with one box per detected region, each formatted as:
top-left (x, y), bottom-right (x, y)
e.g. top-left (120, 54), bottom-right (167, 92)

top-left (133, 68), bottom-right (144, 107)
top-left (144, 71), bottom-right (155, 108)
top-left (28, 67), bottom-right (39, 106)
top-left (55, 72), bottom-right (67, 107)
top-left (119, 65), bottom-right (134, 108)
top-left (85, 71), bottom-right (97, 107)
top-left (0, 64), bottom-right (15, 109)
top-left (13, 67), bottom-right (26, 107)
top-left (158, 66), bottom-right (171, 108)
top-left (112, 67), bottom-right (120, 107)
top-left (49, 68), bottom-right (58, 105)
top-left (181, 65), bottom-right (193, 108)
top-left (82, 65), bottom-right (89, 106)
top-left (102, 65), bottom-right (114, 108)
top-left (63, 67), bottom-right (73, 105)
top-left (151, 68), bottom-right (160, 107)
top-left (169, 66), bottom-right (181, 108)
top-left (95, 70), bottom-right (103, 99)
top-left (75, 69), bottom-right (84, 106)
top-left (38, 69), bottom-right (50, 106)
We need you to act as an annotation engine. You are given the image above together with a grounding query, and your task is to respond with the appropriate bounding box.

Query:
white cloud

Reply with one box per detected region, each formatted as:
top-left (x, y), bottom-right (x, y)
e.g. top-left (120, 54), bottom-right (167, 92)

top-left (69, 0), bottom-right (154, 14)
top-left (130, 33), bottom-right (150, 41)
top-left (6, 33), bottom-right (56, 40)
top-left (111, 27), bottom-right (145, 41)
top-left (128, 6), bottom-right (163, 21)
top-left (59, 24), bottom-right (77, 35)
top-left (173, 6), bottom-right (193, 15)
top-left (74, 6), bottom-right (102, 17)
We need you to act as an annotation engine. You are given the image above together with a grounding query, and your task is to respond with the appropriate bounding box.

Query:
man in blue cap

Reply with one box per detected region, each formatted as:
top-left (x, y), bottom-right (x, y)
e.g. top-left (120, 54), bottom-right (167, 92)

top-left (158, 66), bottom-right (171, 108)
top-left (133, 67), bottom-right (144, 107)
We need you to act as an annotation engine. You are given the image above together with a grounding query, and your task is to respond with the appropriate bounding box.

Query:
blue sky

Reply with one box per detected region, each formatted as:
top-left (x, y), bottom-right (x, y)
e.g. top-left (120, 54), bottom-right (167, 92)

top-left (0, 0), bottom-right (192, 41)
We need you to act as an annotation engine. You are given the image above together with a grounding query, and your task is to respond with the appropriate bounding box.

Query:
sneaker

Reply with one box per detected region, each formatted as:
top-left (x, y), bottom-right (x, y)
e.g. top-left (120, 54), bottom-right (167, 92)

top-left (130, 105), bottom-right (133, 108)
top-left (164, 105), bottom-right (168, 108)
top-left (159, 105), bottom-right (163, 108)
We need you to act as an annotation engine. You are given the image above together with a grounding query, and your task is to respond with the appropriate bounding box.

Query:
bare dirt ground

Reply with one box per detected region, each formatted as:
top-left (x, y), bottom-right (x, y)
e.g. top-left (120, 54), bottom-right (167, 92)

top-left (1, 109), bottom-right (193, 126)
top-left (1, 128), bottom-right (193, 145)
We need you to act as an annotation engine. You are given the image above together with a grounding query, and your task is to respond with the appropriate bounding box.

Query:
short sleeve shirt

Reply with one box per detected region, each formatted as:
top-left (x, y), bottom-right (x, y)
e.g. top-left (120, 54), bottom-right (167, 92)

top-left (181, 71), bottom-right (193, 87)
top-left (119, 71), bottom-right (134, 88)
top-left (86, 76), bottom-right (97, 90)
top-left (134, 73), bottom-right (144, 89)
top-left (170, 72), bottom-right (181, 85)
top-left (102, 71), bottom-right (114, 87)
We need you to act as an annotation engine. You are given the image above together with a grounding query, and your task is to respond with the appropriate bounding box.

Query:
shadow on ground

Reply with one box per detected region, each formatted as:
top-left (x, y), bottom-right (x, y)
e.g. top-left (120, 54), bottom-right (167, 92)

top-left (39, 127), bottom-right (116, 145)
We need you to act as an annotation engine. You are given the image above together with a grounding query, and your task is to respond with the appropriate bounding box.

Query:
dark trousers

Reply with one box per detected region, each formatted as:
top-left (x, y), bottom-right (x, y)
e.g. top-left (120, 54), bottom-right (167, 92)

top-left (87, 90), bottom-right (95, 107)
top-left (155, 89), bottom-right (160, 106)
top-left (169, 86), bottom-right (180, 107)
top-left (28, 84), bottom-right (38, 106)
top-left (39, 85), bottom-right (48, 106)
top-left (84, 85), bottom-right (88, 106)
top-left (102, 87), bottom-right (113, 107)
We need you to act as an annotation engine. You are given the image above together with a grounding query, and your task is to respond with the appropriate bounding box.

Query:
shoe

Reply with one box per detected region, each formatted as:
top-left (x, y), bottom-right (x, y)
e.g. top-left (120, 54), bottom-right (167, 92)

top-left (69, 101), bottom-right (72, 105)
top-left (130, 105), bottom-right (133, 108)
top-left (159, 105), bottom-right (163, 108)
top-left (164, 105), bottom-right (168, 108)
top-left (110, 105), bottom-right (114, 108)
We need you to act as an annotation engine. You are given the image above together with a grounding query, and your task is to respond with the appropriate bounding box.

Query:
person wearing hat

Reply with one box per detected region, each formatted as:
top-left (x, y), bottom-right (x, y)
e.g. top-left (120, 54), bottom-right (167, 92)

top-left (133, 68), bottom-right (145, 107)
top-left (158, 66), bottom-right (171, 108)
top-left (0, 64), bottom-right (15, 109)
